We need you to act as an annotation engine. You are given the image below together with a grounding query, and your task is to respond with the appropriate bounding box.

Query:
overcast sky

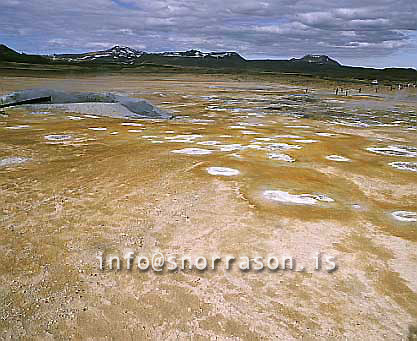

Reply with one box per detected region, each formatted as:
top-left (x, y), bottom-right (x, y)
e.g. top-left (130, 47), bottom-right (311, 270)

top-left (1, 0), bottom-right (416, 68)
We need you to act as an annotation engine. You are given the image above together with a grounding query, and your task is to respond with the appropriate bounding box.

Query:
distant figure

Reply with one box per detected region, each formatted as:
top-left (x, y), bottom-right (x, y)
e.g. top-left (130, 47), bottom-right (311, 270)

top-left (304, 88), bottom-right (308, 94)
top-left (345, 90), bottom-right (348, 96)
top-left (358, 88), bottom-right (362, 93)
top-left (335, 88), bottom-right (339, 95)
top-left (375, 87), bottom-right (378, 93)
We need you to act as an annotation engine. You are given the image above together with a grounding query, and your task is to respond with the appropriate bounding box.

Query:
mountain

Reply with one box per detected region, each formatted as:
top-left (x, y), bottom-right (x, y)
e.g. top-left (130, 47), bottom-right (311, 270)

top-left (139, 49), bottom-right (246, 67)
top-left (290, 54), bottom-right (340, 66)
top-left (52, 45), bottom-right (144, 64)
top-left (52, 47), bottom-right (246, 66)
top-left (159, 49), bottom-right (244, 60)
top-left (0, 44), bottom-right (48, 63)
top-left (1, 44), bottom-right (416, 81)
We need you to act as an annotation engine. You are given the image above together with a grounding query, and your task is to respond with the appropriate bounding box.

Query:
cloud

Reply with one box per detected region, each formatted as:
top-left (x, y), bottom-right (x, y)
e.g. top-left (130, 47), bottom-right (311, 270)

top-left (0, 0), bottom-right (416, 66)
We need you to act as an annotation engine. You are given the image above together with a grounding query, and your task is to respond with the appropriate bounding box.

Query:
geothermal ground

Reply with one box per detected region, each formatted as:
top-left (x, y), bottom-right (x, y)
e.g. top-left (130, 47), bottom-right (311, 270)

top-left (0, 73), bottom-right (416, 339)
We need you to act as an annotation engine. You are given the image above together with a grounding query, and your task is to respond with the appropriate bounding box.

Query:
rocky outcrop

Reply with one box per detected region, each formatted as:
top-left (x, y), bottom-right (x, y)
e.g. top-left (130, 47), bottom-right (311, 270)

top-left (0, 89), bottom-right (171, 119)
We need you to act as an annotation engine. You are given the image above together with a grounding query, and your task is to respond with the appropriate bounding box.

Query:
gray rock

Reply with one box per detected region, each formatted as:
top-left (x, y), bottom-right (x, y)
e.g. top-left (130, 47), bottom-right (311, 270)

top-left (0, 89), bottom-right (171, 119)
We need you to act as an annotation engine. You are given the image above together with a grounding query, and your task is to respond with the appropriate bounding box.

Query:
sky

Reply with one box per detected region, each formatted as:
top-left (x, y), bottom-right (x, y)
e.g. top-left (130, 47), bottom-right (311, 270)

top-left (1, 0), bottom-right (417, 68)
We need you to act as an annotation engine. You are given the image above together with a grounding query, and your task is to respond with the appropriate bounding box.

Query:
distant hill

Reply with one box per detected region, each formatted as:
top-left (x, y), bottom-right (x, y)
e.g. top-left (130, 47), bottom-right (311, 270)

top-left (247, 59), bottom-right (417, 82)
top-left (0, 44), bottom-right (48, 63)
top-left (1, 44), bottom-right (416, 81)
top-left (159, 49), bottom-right (244, 60)
top-left (290, 54), bottom-right (340, 66)
top-left (53, 45), bottom-right (144, 64)
top-left (53, 46), bottom-right (246, 67)
top-left (139, 49), bottom-right (246, 67)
